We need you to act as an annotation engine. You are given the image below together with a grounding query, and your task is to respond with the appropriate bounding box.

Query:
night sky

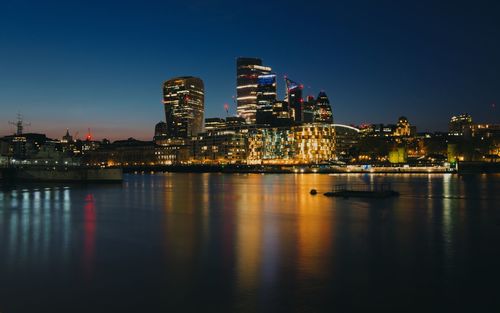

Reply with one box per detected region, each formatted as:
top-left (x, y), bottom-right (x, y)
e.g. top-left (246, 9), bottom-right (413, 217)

top-left (1, 0), bottom-right (499, 140)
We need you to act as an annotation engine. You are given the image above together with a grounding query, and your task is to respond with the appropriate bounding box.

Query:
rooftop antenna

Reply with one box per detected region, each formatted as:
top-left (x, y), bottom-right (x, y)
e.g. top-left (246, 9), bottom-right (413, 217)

top-left (8, 113), bottom-right (30, 136)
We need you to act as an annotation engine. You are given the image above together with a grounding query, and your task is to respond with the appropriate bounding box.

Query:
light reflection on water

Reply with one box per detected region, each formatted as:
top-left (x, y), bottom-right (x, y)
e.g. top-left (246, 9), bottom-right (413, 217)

top-left (0, 173), bottom-right (499, 312)
top-left (1, 186), bottom-right (73, 270)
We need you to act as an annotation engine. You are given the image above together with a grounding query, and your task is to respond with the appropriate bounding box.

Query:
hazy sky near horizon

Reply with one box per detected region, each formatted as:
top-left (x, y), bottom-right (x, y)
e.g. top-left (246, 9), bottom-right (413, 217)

top-left (1, 0), bottom-right (499, 140)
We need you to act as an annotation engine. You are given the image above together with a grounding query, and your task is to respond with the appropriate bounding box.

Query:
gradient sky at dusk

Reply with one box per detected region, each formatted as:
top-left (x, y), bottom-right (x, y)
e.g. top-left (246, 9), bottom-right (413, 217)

top-left (1, 0), bottom-right (499, 140)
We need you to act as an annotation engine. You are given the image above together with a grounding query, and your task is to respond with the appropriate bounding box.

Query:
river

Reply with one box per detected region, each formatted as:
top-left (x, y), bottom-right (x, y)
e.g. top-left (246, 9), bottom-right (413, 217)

top-left (1, 173), bottom-right (499, 312)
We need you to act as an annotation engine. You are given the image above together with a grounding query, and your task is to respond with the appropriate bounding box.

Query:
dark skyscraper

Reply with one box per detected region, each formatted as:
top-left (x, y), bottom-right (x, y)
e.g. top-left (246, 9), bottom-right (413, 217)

top-left (285, 77), bottom-right (304, 123)
top-left (163, 76), bottom-right (204, 138)
top-left (256, 73), bottom-right (277, 125)
top-left (236, 57), bottom-right (271, 124)
top-left (303, 95), bottom-right (316, 123)
top-left (314, 91), bottom-right (333, 124)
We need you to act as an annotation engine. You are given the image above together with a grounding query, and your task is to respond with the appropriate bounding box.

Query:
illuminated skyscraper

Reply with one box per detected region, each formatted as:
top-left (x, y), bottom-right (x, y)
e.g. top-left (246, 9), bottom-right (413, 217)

top-left (256, 73), bottom-right (277, 125)
top-left (236, 57), bottom-right (272, 123)
top-left (285, 77), bottom-right (304, 123)
top-left (314, 91), bottom-right (333, 124)
top-left (163, 76), bottom-right (204, 138)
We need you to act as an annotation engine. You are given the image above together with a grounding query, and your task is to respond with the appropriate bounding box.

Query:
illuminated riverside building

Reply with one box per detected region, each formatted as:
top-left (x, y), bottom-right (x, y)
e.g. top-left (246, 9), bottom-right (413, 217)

top-left (191, 130), bottom-right (248, 164)
top-left (333, 124), bottom-right (360, 160)
top-left (294, 124), bottom-right (336, 163)
top-left (314, 91), bottom-right (333, 124)
top-left (236, 58), bottom-right (272, 123)
top-left (248, 128), bottom-right (295, 163)
top-left (248, 124), bottom-right (335, 164)
top-left (155, 139), bottom-right (191, 164)
top-left (163, 76), bottom-right (204, 138)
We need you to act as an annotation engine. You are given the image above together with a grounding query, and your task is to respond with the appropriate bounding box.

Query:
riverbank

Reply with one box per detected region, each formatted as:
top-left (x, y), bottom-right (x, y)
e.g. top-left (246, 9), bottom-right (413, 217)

top-left (118, 164), bottom-right (455, 174)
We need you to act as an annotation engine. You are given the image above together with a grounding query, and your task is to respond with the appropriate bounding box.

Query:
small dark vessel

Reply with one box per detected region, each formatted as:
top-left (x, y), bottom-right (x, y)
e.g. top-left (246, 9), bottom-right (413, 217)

top-left (310, 189), bottom-right (318, 195)
top-left (323, 183), bottom-right (399, 198)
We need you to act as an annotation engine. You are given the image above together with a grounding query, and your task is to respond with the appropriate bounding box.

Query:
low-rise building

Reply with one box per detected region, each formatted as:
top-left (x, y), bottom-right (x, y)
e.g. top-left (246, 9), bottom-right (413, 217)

top-left (191, 130), bottom-right (247, 164)
top-left (248, 124), bottom-right (335, 164)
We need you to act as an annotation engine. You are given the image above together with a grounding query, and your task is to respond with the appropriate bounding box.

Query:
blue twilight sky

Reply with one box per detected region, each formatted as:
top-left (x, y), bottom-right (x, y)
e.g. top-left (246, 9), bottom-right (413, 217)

top-left (0, 0), bottom-right (499, 140)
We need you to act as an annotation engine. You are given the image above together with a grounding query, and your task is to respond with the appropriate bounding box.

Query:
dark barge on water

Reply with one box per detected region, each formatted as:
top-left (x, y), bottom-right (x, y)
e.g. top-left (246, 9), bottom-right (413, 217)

top-left (321, 183), bottom-right (399, 198)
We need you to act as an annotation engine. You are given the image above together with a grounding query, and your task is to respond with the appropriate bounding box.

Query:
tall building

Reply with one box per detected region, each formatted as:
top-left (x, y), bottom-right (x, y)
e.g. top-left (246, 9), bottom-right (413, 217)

top-left (449, 113), bottom-right (472, 137)
top-left (256, 73), bottom-right (277, 125)
top-left (163, 76), bottom-right (204, 138)
top-left (303, 95), bottom-right (316, 123)
top-left (236, 57), bottom-right (271, 124)
top-left (314, 91), bottom-right (333, 124)
top-left (272, 101), bottom-right (293, 126)
top-left (285, 77), bottom-right (304, 123)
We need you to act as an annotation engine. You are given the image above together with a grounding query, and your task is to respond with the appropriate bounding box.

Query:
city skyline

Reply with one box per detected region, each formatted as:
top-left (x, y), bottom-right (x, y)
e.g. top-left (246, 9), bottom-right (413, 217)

top-left (1, 0), bottom-right (499, 140)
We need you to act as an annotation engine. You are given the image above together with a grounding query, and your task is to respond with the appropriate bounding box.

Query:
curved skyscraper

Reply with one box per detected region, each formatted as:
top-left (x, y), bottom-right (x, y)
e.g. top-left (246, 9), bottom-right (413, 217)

top-left (163, 76), bottom-right (204, 138)
top-left (314, 91), bottom-right (333, 124)
top-left (236, 57), bottom-right (271, 123)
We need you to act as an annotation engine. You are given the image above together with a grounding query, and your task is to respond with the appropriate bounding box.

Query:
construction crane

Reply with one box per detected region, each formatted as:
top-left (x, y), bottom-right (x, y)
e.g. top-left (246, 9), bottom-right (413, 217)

top-left (8, 113), bottom-right (30, 136)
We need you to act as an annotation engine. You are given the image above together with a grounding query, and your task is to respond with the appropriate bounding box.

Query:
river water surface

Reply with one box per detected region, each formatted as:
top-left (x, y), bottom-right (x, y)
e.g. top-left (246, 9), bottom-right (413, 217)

top-left (1, 173), bottom-right (499, 312)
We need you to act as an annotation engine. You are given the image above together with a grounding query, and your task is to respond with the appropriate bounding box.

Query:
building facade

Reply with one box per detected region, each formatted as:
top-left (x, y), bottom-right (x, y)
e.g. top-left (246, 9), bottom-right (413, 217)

top-left (255, 74), bottom-right (277, 125)
top-left (333, 124), bottom-right (360, 161)
top-left (191, 130), bottom-right (248, 164)
top-left (236, 57), bottom-right (272, 123)
top-left (248, 124), bottom-right (335, 164)
top-left (163, 76), bottom-right (204, 138)
top-left (285, 77), bottom-right (303, 123)
top-left (449, 113), bottom-right (472, 137)
top-left (303, 95), bottom-right (316, 123)
top-left (314, 91), bottom-right (333, 124)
